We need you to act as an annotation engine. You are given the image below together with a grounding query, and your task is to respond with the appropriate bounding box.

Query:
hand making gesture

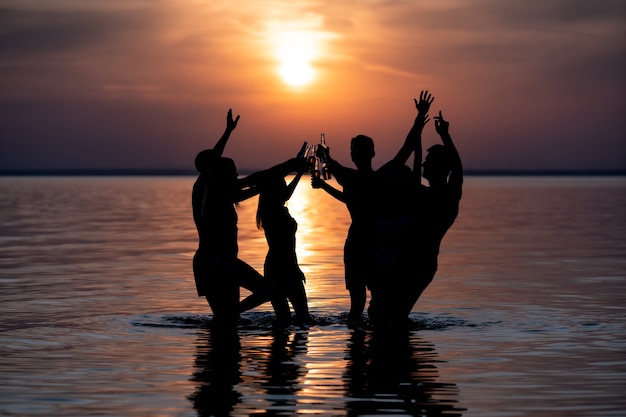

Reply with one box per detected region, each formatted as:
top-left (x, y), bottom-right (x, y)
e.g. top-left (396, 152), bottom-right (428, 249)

top-left (225, 108), bottom-right (240, 132)
top-left (434, 111), bottom-right (450, 137)
top-left (414, 90), bottom-right (434, 120)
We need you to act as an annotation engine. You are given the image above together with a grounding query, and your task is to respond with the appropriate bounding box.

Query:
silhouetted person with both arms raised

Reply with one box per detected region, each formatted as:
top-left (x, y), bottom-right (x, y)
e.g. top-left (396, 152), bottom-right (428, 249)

top-left (313, 91), bottom-right (433, 324)
top-left (368, 96), bottom-right (463, 328)
top-left (192, 109), bottom-right (305, 329)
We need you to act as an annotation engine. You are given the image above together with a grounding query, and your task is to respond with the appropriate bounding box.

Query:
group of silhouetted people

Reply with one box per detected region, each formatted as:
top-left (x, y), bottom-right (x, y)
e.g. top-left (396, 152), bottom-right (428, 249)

top-left (192, 91), bottom-right (462, 330)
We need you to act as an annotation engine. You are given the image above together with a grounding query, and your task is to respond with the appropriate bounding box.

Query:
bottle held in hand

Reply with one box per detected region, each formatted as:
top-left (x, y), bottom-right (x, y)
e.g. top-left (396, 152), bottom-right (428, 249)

top-left (319, 133), bottom-right (331, 180)
top-left (306, 144), bottom-right (318, 174)
top-left (313, 154), bottom-right (321, 179)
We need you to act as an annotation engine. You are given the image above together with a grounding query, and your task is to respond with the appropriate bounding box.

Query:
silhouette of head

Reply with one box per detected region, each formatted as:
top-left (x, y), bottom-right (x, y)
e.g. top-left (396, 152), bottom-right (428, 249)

top-left (422, 144), bottom-right (451, 183)
top-left (195, 150), bottom-right (237, 181)
top-left (256, 174), bottom-right (288, 229)
top-left (350, 135), bottom-right (375, 168)
top-left (194, 150), bottom-right (214, 174)
top-left (376, 161), bottom-right (418, 216)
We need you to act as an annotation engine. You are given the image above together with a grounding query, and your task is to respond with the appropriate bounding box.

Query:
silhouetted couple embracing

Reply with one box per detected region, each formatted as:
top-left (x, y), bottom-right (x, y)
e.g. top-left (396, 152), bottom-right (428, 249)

top-left (192, 90), bottom-right (462, 330)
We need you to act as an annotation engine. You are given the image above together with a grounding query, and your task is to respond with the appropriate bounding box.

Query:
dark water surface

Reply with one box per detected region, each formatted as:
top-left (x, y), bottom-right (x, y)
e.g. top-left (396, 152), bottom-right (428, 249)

top-left (1, 176), bottom-right (625, 416)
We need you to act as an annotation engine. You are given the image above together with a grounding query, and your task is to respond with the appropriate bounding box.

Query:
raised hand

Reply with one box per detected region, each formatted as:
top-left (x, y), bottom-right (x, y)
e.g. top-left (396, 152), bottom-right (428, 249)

top-left (434, 110), bottom-right (449, 136)
top-left (213, 108), bottom-right (240, 157)
top-left (288, 157), bottom-right (308, 173)
top-left (226, 108), bottom-right (240, 132)
top-left (419, 114), bottom-right (431, 130)
top-left (414, 90), bottom-right (434, 117)
top-left (296, 141), bottom-right (308, 159)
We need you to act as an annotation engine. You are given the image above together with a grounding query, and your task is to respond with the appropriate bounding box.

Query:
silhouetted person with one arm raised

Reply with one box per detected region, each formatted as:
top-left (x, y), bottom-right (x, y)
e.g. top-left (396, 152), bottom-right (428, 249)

top-left (240, 167), bottom-right (311, 326)
top-left (192, 109), bottom-right (305, 329)
top-left (312, 135), bottom-right (378, 323)
top-left (409, 110), bottom-right (462, 313)
top-left (312, 91), bottom-right (433, 324)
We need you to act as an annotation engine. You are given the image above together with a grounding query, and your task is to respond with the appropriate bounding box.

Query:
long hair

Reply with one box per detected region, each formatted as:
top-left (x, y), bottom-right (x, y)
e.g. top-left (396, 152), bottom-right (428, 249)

top-left (256, 175), bottom-right (287, 230)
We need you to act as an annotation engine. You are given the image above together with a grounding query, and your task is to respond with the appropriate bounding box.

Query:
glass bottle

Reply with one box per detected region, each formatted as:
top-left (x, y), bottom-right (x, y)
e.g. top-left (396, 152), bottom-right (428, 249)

top-left (306, 144), bottom-right (317, 174)
top-left (319, 133), bottom-right (331, 180)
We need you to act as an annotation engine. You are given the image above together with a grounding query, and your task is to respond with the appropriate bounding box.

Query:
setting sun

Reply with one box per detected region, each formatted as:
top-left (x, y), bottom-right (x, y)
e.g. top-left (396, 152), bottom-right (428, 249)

top-left (279, 60), bottom-right (315, 87)
top-left (274, 30), bottom-right (319, 87)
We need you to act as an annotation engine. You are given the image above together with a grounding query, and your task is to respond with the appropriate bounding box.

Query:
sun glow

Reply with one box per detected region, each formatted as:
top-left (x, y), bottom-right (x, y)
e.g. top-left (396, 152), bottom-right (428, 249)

top-left (268, 16), bottom-right (336, 88)
top-left (274, 30), bottom-right (319, 87)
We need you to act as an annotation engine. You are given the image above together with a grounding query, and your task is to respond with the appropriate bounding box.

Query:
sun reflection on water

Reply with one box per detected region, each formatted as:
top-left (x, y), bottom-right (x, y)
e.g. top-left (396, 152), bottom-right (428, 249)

top-left (287, 177), bottom-right (350, 310)
top-left (2, 177), bottom-right (625, 415)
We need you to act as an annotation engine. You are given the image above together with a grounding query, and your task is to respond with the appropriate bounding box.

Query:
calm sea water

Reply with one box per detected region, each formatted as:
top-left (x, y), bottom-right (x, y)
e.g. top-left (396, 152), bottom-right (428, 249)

top-left (1, 175), bottom-right (625, 416)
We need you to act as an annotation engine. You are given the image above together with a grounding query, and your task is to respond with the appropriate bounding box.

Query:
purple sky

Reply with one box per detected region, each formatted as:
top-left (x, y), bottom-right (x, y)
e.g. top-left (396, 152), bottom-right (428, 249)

top-left (1, 0), bottom-right (624, 172)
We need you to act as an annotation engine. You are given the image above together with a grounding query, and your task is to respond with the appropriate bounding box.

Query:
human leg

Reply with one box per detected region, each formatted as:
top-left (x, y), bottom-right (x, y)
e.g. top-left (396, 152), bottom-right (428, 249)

top-left (344, 235), bottom-right (372, 322)
top-left (348, 285), bottom-right (366, 321)
top-left (287, 279), bottom-right (310, 322)
top-left (270, 294), bottom-right (291, 325)
top-left (193, 248), bottom-right (210, 297)
top-left (194, 251), bottom-right (240, 328)
top-left (204, 279), bottom-right (240, 329)
top-left (261, 277), bottom-right (289, 325)
top-left (235, 259), bottom-right (271, 312)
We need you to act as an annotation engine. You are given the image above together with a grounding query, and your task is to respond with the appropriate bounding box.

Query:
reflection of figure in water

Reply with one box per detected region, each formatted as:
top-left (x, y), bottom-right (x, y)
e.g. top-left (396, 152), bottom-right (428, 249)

top-left (189, 328), bottom-right (242, 417)
top-left (192, 109), bottom-right (305, 328)
top-left (255, 329), bottom-right (308, 415)
top-left (240, 171), bottom-right (311, 326)
top-left (344, 328), bottom-right (465, 416)
top-left (313, 91), bottom-right (433, 324)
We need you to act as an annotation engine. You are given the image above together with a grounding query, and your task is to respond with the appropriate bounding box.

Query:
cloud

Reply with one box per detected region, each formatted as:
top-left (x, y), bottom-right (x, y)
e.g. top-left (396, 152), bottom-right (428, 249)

top-left (0, 4), bottom-right (160, 58)
top-left (0, 0), bottom-right (624, 171)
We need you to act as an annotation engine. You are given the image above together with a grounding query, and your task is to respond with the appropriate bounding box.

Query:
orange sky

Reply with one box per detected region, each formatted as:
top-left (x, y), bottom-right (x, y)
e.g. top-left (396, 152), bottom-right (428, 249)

top-left (0, 0), bottom-right (624, 171)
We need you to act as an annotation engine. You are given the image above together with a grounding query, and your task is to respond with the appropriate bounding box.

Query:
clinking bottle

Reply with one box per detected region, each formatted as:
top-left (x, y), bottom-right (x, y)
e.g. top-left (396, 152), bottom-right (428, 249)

top-left (319, 133), bottom-right (331, 180)
top-left (306, 144), bottom-right (317, 175)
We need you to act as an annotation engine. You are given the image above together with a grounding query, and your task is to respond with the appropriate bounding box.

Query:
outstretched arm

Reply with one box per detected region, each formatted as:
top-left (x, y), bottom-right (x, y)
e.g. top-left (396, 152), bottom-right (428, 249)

top-left (238, 143), bottom-right (308, 202)
top-left (284, 142), bottom-right (309, 201)
top-left (212, 109), bottom-right (240, 157)
top-left (285, 169), bottom-right (305, 201)
top-left (237, 157), bottom-right (307, 202)
top-left (320, 146), bottom-right (354, 186)
top-left (312, 177), bottom-right (346, 203)
top-left (391, 90), bottom-right (433, 174)
top-left (434, 111), bottom-right (463, 193)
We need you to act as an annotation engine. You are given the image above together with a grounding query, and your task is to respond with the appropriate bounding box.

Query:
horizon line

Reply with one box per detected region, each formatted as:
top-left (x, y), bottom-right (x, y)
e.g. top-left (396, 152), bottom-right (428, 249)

top-left (1, 168), bottom-right (625, 177)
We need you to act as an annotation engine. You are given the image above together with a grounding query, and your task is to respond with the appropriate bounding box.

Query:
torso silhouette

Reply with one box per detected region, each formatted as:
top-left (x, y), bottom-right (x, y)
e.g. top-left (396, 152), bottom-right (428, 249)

top-left (262, 206), bottom-right (303, 282)
top-left (192, 175), bottom-right (238, 259)
top-left (338, 169), bottom-right (379, 287)
top-left (417, 183), bottom-right (460, 278)
top-left (192, 168), bottom-right (241, 298)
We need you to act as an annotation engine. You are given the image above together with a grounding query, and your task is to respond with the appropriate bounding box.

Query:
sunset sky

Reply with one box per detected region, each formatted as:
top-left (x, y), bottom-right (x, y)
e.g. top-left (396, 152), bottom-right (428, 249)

top-left (1, 0), bottom-right (624, 172)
